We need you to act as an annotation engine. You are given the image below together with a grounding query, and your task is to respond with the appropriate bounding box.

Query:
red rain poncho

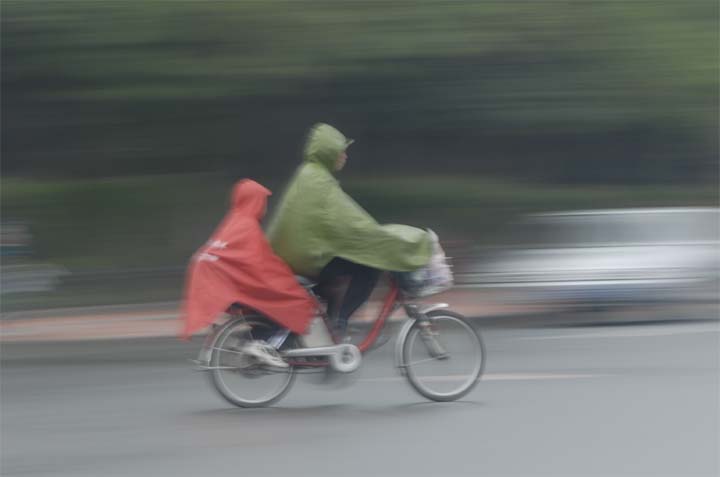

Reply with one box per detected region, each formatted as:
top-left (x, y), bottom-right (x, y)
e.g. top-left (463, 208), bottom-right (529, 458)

top-left (181, 180), bottom-right (317, 339)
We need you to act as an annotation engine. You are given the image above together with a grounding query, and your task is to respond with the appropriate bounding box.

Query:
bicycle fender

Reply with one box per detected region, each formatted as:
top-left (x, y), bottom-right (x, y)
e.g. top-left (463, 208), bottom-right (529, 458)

top-left (394, 304), bottom-right (449, 375)
top-left (395, 318), bottom-right (415, 375)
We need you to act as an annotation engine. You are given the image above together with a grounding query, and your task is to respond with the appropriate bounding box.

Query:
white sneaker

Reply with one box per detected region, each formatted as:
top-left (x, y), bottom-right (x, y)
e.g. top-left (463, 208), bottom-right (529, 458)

top-left (241, 340), bottom-right (289, 368)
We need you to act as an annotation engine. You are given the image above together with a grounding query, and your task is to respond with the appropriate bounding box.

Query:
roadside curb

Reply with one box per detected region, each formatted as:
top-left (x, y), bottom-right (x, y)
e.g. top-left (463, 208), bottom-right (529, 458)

top-left (0, 289), bottom-right (544, 343)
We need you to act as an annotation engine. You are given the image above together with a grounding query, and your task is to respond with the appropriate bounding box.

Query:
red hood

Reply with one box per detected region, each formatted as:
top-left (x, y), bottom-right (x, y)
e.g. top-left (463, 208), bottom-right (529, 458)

top-left (180, 179), bottom-right (316, 339)
top-left (231, 179), bottom-right (271, 220)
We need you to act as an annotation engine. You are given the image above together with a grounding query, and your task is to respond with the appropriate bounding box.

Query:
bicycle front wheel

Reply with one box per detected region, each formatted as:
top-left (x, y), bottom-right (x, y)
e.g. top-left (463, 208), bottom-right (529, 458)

top-left (401, 310), bottom-right (485, 402)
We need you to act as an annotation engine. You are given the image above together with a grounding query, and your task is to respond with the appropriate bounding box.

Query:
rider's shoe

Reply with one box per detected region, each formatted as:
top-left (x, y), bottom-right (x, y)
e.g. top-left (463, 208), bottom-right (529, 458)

top-left (330, 322), bottom-right (353, 344)
top-left (241, 340), bottom-right (289, 368)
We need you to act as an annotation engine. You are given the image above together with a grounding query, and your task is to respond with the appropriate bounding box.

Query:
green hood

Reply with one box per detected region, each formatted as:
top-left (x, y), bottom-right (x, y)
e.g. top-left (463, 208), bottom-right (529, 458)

top-left (303, 123), bottom-right (353, 172)
top-left (267, 124), bottom-right (431, 278)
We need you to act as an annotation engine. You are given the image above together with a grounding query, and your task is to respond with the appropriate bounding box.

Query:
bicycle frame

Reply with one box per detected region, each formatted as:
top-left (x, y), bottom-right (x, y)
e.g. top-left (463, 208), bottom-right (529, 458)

top-left (278, 278), bottom-right (401, 369)
top-left (202, 274), bottom-right (480, 406)
top-left (204, 275), bottom-right (446, 370)
top-left (335, 276), bottom-right (449, 354)
top-left (356, 279), bottom-right (401, 353)
top-left (302, 275), bottom-right (449, 357)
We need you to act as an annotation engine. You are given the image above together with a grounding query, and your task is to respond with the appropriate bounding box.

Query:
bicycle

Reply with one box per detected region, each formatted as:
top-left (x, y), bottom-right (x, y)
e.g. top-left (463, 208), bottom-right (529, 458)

top-left (195, 275), bottom-right (486, 407)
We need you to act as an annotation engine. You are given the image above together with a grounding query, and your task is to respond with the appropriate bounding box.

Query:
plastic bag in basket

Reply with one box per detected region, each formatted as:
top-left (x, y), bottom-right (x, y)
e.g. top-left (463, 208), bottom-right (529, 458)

top-left (397, 230), bottom-right (453, 297)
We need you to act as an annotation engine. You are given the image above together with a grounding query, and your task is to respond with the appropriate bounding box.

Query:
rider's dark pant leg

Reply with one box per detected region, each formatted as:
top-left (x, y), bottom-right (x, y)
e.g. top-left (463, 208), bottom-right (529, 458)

top-left (317, 258), bottom-right (381, 332)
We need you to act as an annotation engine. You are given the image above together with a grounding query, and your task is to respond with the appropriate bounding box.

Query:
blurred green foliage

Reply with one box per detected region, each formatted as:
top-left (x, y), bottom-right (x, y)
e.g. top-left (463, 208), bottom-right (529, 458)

top-left (2, 173), bottom-right (714, 310)
top-left (2, 174), bottom-right (230, 268)
top-left (3, 0), bottom-right (718, 182)
top-left (3, 174), bottom-right (715, 269)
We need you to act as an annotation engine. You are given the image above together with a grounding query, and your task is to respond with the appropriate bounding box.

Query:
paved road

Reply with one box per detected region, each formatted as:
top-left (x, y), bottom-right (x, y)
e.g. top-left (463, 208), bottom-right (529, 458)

top-left (2, 320), bottom-right (719, 477)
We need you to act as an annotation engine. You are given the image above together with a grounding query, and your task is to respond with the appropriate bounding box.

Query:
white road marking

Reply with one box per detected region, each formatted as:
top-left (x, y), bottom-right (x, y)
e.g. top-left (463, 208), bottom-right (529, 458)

top-left (515, 323), bottom-right (719, 341)
top-left (360, 372), bottom-right (606, 383)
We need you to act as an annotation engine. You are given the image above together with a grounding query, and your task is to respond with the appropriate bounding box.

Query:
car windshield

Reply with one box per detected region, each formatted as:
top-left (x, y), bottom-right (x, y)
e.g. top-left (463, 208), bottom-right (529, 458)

top-left (509, 210), bottom-right (720, 247)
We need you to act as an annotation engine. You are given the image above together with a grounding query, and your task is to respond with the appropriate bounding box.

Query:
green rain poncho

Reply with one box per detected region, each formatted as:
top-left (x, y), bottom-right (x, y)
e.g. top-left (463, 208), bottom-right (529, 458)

top-left (267, 123), bottom-right (432, 279)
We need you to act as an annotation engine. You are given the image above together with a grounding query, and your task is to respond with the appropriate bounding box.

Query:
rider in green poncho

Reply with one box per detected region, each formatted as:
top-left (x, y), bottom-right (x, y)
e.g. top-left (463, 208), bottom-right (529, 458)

top-left (268, 123), bottom-right (432, 333)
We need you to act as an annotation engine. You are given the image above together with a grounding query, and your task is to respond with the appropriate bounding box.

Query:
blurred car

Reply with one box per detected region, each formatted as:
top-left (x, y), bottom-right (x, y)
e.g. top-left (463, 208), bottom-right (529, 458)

top-left (1, 221), bottom-right (32, 259)
top-left (467, 208), bottom-right (720, 310)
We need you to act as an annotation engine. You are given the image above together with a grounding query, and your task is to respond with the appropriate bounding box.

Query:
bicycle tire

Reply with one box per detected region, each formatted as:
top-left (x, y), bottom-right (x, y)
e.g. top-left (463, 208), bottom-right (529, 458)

top-left (401, 310), bottom-right (485, 402)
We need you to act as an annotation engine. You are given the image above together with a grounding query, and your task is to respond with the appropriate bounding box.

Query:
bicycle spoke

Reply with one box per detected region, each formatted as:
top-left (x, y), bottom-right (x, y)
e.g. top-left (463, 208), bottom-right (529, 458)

top-left (212, 346), bottom-right (244, 356)
top-left (406, 356), bottom-right (448, 367)
top-left (210, 319), bottom-right (295, 407)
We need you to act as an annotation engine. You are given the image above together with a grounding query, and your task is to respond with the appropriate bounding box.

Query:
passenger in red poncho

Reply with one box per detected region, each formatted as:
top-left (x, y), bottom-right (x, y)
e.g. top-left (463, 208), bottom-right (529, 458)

top-left (181, 179), bottom-right (317, 366)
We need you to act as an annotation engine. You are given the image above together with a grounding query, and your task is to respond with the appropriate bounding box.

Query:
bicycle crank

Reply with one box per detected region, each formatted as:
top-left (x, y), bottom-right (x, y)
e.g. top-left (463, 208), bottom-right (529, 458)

top-left (282, 343), bottom-right (362, 373)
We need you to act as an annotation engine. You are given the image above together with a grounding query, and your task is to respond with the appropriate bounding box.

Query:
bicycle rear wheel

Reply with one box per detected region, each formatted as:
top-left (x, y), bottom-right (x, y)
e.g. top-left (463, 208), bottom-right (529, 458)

top-left (401, 310), bottom-right (485, 402)
top-left (209, 318), bottom-right (295, 408)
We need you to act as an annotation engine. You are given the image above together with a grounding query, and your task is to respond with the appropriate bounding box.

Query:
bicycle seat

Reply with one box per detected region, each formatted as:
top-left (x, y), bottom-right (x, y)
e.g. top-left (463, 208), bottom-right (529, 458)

top-left (295, 275), bottom-right (317, 289)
